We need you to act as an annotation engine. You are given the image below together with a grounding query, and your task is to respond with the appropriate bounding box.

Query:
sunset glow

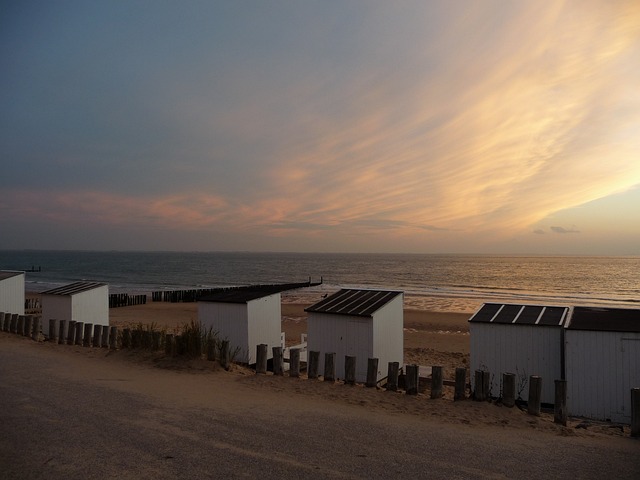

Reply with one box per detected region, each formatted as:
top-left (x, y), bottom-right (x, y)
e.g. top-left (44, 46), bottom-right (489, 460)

top-left (1, 1), bottom-right (639, 253)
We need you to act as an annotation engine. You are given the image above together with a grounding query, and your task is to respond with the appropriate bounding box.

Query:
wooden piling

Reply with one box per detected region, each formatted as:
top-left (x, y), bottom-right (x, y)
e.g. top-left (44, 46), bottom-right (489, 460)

top-left (206, 339), bottom-right (215, 361)
top-left (273, 346), bottom-right (284, 376)
top-left (165, 334), bottom-right (174, 355)
top-left (24, 315), bottom-right (33, 337)
top-left (528, 375), bottom-right (542, 416)
top-left (152, 331), bottom-right (161, 351)
top-left (219, 340), bottom-right (230, 370)
top-left (630, 388), bottom-right (640, 437)
top-left (67, 320), bottom-right (76, 345)
top-left (122, 328), bottom-right (131, 348)
top-left (49, 319), bottom-right (58, 342)
top-left (344, 355), bottom-right (356, 385)
top-left (289, 348), bottom-right (300, 378)
top-left (474, 370), bottom-right (486, 401)
top-left (308, 351), bottom-right (319, 379)
top-left (92, 324), bottom-right (102, 348)
top-left (430, 365), bottom-right (443, 399)
top-left (502, 372), bottom-right (516, 408)
top-left (366, 358), bottom-right (379, 388)
top-left (386, 361), bottom-right (399, 391)
top-left (83, 323), bottom-right (93, 347)
top-left (256, 344), bottom-right (268, 374)
top-left (109, 326), bottom-right (118, 350)
top-left (17, 315), bottom-right (25, 336)
top-left (75, 322), bottom-right (84, 346)
top-left (3, 312), bottom-right (11, 331)
top-left (0, 312), bottom-right (4, 331)
top-left (554, 379), bottom-right (567, 426)
top-left (454, 367), bottom-right (467, 400)
top-left (405, 364), bottom-right (419, 395)
top-left (58, 320), bottom-right (67, 345)
top-left (31, 316), bottom-right (40, 341)
top-left (324, 352), bottom-right (336, 382)
top-left (101, 326), bottom-right (109, 348)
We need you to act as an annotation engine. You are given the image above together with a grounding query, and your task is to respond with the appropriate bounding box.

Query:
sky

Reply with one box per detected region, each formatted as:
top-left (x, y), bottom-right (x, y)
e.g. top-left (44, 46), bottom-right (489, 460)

top-left (1, 1), bottom-right (639, 255)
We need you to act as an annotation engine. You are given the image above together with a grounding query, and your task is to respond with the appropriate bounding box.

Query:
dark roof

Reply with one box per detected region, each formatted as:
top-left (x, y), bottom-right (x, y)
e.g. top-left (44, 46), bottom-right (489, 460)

top-left (566, 306), bottom-right (640, 333)
top-left (305, 289), bottom-right (402, 317)
top-left (41, 281), bottom-right (107, 296)
top-left (0, 271), bottom-right (23, 281)
top-left (199, 288), bottom-right (281, 304)
top-left (469, 303), bottom-right (568, 327)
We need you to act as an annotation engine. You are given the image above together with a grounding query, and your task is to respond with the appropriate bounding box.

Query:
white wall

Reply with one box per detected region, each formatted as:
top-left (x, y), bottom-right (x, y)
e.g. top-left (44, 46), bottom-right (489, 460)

top-left (246, 294), bottom-right (281, 365)
top-left (372, 293), bottom-right (404, 380)
top-left (72, 285), bottom-right (109, 326)
top-left (41, 295), bottom-right (72, 335)
top-left (199, 302), bottom-right (249, 362)
top-left (0, 272), bottom-right (25, 315)
top-left (470, 323), bottom-right (563, 404)
top-left (565, 330), bottom-right (640, 423)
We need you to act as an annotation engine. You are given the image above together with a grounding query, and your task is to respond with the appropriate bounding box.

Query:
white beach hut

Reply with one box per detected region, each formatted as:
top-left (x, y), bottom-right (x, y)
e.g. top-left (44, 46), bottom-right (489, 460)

top-left (41, 282), bottom-right (109, 337)
top-left (469, 303), bottom-right (569, 404)
top-left (198, 288), bottom-right (282, 365)
top-left (0, 270), bottom-right (25, 315)
top-left (305, 288), bottom-right (404, 383)
top-left (564, 306), bottom-right (640, 424)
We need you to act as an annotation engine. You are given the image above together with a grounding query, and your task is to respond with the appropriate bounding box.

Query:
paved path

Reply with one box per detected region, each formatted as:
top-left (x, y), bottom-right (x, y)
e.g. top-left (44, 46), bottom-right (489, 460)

top-left (1, 335), bottom-right (638, 479)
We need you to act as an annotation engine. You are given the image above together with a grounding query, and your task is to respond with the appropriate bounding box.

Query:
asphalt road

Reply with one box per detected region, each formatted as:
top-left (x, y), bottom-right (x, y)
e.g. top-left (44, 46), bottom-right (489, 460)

top-left (1, 335), bottom-right (638, 479)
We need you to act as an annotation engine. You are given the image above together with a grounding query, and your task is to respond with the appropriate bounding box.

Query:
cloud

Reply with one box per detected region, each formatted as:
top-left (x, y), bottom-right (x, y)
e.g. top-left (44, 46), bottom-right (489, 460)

top-left (550, 226), bottom-right (581, 234)
top-left (533, 229), bottom-right (546, 235)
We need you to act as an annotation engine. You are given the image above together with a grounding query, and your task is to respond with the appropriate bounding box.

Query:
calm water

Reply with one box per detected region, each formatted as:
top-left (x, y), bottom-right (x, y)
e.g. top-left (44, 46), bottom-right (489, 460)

top-left (1, 251), bottom-right (639, 313)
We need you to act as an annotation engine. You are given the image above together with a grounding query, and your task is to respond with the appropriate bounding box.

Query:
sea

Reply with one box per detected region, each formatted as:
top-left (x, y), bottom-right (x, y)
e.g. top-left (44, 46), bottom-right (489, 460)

top-left (1, 250), bottom-right (639, 314)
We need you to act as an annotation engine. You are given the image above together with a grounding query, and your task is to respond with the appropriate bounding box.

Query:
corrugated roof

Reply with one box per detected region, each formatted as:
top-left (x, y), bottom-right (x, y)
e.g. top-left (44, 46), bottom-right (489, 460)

top-left (41, 281), bottom-right (107, 296)
top-left (0, 271), bottom-right (23, 281)
top-left (199, 288), bottom-right (280, 304)
top-left (469, 303), bottom-right (568, 327)
top-left (567, 306), bottom-right (640, 332)
top-left (305, 288), bottom-right (402, 317)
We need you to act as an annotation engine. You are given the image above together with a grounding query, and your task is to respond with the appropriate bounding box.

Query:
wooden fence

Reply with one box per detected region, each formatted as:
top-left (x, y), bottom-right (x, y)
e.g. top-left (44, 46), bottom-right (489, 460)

top-left (2, 311), bottom-right (638, 436)
top-left (109, 293), bottom-right (147, 308)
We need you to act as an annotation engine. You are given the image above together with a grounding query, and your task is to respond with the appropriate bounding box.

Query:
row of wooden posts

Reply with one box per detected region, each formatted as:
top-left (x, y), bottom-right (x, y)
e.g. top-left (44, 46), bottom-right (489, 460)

top-left (255, 344), bottom-right (640, 436)
top-left (108, 293), bottom-right (147, 308)
top-left (2, 313), bottom-right (638, 435)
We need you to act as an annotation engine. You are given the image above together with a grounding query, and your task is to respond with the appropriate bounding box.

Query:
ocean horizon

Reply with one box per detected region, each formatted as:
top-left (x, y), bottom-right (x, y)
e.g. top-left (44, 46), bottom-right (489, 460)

top-left (1, 250), bottom-right (639, 313)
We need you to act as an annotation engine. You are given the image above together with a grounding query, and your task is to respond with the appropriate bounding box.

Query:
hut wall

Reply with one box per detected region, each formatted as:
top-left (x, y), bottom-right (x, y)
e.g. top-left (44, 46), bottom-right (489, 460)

top-left (470, 323), bottom-right (562, 404)
top-left (199, 302), bottom-right (250, 363)
top-left (246, 294), bottom-right (282, 365)
top-left (71, 285), bottom-right (109, 326)
top-left (0, 272), bottom-right (25, 315)
top-left (372, 293), bottom-right (404, 381)
top-left (565, 330), bottom-right (640, 423)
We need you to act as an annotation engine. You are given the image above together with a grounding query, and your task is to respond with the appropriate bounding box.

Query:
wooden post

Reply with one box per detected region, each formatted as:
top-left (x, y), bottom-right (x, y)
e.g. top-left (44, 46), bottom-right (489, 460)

top-left (17, 315), bottom-right (25, 336)
top-left (83, 323), bottom-right (93, 347)
top-left (405, 364), bottom-right (419, 395)
top-left (152, 331), bottom-right (161, 351)
top-left (482, 370), bottom-right (491, 401)
top-left (31, 316), bottom-right (40, 341)
top-left (122, 328), bottom-right (131, 348)
top-left (308, 351), bottom-right (319, 379)
top-left (11, 313), bottom-right (19, 334)
top-left (630, 388), bottom-right (640, 437)
top-left (474, 370), bottom-right (485, 401)
top-left (454, 367), bottom-right (467, 401)
top-left (67, 320), bottom-right (76, 345)
top-left (165, 334), bottom-right (174, 355)
top-left (24, 315), bottom-right (33, 337)
top-left (528, 375), bottom-right (542, 416)
top-left (502, 373), bottom-right (516, 408)
top-left (75, 322), bottom-right (84, 346)
top-left (289, 348), bottom-right (300, 378)
top-left (101, 325), bottom-right (109, 348)
top-left (109, 326), bottom-right (118, 350)
top-left (273, 346), bottom-right (284, 376)
top-left (430, 365), bottom-right (443, 399)
top-left (344, 355), bottom-right (356, 385)
top-left (366, 358), bottom-right (379, 388)
top-left (58, 320), bottom-right (67, 345)
top-left (324, 352), bottom-right (336, 382)
top-left (220, 340), bottom-right (230, 370)
top-left (3, 312), bottom-right (11, 331)
top-left (554, 379), bottom-right (567, 426)
top-left (0, 312), bottom-right (5, 331)
top-left (386, 361), bottom-right (399, 391)
top-left (256, 344), bottom-right (268, 374)
top-left (92, 324), bottom-right (102, 348)
top-left (49, 319), bottom-right (58, 342)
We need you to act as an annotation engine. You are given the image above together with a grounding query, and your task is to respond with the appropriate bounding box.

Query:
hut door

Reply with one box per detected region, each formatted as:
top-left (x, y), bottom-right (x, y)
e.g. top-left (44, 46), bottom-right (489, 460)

top-left (346, 318), bottom-right (370, 378)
